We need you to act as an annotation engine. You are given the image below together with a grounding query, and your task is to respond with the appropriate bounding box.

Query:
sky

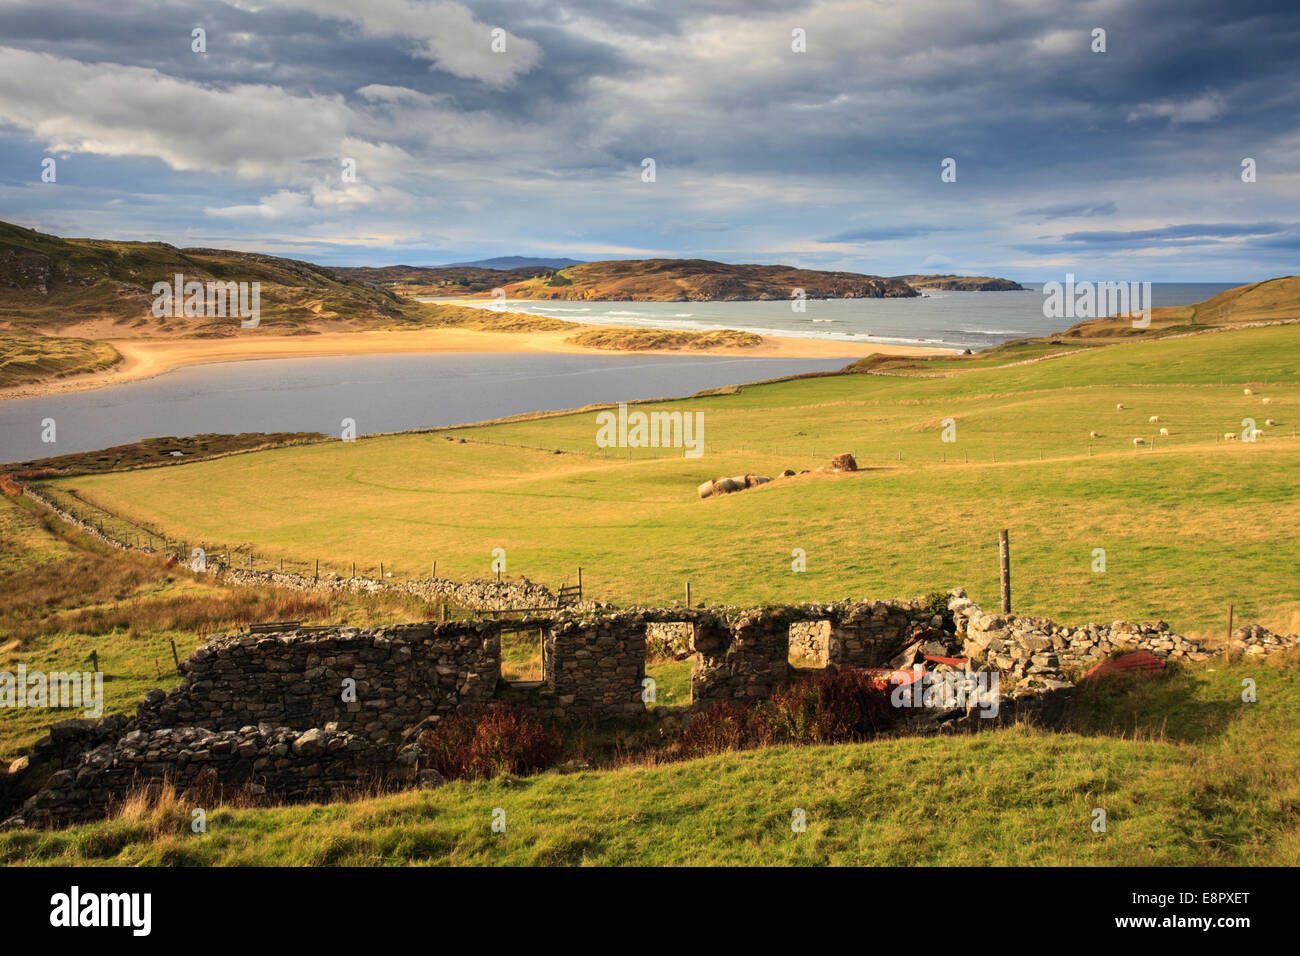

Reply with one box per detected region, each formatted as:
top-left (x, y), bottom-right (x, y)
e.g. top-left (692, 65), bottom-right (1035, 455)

top-left (0, 0), bottom-right (1297, 281)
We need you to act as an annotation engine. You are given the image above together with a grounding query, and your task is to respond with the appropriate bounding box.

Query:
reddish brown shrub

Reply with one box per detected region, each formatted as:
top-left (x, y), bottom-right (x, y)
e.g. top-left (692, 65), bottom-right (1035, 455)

top-left (679, 669), bottom-right (897, 759)
top-left (419, 705), bottom-right (563, 781)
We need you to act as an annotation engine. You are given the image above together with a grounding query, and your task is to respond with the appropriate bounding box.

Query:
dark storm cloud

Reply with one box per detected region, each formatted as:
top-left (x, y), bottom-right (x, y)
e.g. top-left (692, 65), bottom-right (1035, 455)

top-left (0, 0), bottom-right (1295, 278)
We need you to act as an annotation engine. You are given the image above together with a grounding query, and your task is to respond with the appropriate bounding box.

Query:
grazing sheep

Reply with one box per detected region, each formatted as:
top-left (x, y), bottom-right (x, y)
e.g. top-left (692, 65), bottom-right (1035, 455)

top-left (1090, 431), bottom-right (1101, 438)
top-left (1262, 397), bottom-right (1273, 405)
top-left (1116, 403), bottom-right (1125, 410)
top-left (1132, 437), bottom-right (1146, 446)
top-left (1244, 388), bottom-right (1254, 395)
top-left (1224, 433), bottom-right (1237, 441)
top-left (1266, 419), bottom-right (1278, 426)
top-left (1159, 427), bottom-right (1170, 436)
top-left (1148, 415), bottom-right (1161, 423)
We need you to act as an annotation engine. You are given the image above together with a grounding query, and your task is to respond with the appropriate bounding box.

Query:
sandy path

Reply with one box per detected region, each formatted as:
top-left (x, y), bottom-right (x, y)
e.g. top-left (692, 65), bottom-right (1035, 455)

top-left (0, 327), bottom-right (954, 400)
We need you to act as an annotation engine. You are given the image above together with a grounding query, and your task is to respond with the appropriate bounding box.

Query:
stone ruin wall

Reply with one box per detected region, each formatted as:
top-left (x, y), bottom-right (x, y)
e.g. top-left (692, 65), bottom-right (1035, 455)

top-left (135, 623), bottom-right (502, 738)
top-left (9, 587), bottom-right (1298, 830)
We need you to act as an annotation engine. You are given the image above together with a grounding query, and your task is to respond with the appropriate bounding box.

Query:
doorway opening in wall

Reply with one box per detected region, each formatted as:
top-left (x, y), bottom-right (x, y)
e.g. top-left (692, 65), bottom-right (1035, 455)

top-left (500, 623), bottom-right (545, 689)
top-left (644, 622), bottom-right (694, 708)
top-left (788, 620), bottom-right (832, 678)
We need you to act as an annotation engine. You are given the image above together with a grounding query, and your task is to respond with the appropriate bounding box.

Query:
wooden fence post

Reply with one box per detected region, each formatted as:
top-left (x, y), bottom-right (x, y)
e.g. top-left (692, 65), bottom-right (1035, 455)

top-left (686, 581), bottom-right (692, 607)
top-left (170, 639), bottom-right (181, 674)
top-left (1227, 604), bottom-right (1234, 642)
top-left (999, 529), bottom-right (1012, 614)
top-left (577, 566), bottom-right (583, 602)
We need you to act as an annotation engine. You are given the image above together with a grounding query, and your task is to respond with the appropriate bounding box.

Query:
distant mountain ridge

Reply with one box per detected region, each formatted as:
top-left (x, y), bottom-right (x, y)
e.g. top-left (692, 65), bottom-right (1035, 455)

top-left (439, 256), bottom-right (585, 270)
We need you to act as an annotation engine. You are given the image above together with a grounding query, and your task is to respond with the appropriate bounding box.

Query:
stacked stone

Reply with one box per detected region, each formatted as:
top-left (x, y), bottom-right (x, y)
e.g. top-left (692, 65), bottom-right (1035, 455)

top-left (1229, 624), bottom-right (1300, 656)
top-left (949, 588), bottom-right (1209, 673)
top-left (788, 620), bottom-right (830, 666)
top-left (136, 623), bottom-right (500, 740)
top-left (691, 610), bottom-right (791, 704)
top-left (829, 600), bottom-right (933, 668)
top-left (645, 621), bottom-right (694, 658)
top-left (542, 617), bottom-right (646, 719)
top-left (3, 723), bottom-right (423, 829)
top-left (217, 565), bottom-right (557, 611)
top-left (8, 714), bottom-right (134, 779)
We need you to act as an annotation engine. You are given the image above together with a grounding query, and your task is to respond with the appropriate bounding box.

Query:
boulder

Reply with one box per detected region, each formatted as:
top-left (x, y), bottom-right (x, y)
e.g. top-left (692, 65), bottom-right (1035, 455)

top-left (831, 453), bottom-right (858, 472)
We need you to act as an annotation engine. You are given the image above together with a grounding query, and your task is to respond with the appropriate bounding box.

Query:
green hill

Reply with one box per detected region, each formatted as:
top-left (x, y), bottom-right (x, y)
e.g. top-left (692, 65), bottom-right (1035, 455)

top-left (500, 258), bottom-right (918, 301)
top-left (3, 313), bottom-right (1298, 864)
top-left (895, 274), bottom-right (1026, 291)
top-left (0, 220), bottom-right (421, 336)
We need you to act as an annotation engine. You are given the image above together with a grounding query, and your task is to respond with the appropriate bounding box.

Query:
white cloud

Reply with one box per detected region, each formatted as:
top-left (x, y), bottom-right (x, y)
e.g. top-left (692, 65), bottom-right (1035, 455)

top-left (0, 47), bottom-right (354, 180)
top-left (1127, 91), bottom-right (1227, 125)
top-left (277, 0), bottom-right (540, 88)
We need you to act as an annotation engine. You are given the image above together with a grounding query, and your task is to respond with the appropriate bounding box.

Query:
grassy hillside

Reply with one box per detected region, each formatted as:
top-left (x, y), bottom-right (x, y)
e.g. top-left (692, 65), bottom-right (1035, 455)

top-left (0, 494), bottom-right (446, 762)
top-left (0, 329), bottom-right (120, 388)
top-left (5, 655), bottom-right (1298, 865)
top-left (500, 258), bottom-right (918, 301)
top-left (4, 309), bottom-right (1299, 866)
top-left (1063, 275), bottom-right (1300, 338)
top-left (0, 220), bottom-right (423, 335)
top-left (894, 274), bottom-right (1026, 291)
top-left (43, 322), bottom-right (1300, 636)
top-left (333, 264), bottom-right (557, 295)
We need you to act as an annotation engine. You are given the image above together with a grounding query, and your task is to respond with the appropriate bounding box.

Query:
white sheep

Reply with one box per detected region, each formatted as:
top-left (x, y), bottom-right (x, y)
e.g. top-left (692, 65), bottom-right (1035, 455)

top-left (1224, 433), bottom-right (1237, 441)
top-left (1262, 397), bottom-right (1273, 405)
top-left (1116, 403), bottom-right (1126, 410)
top-left (1090, 431), bottom-right (1101, 438)
top-left (1148, 415), bottom-right (1161, 423)
top-left (1159, 427), bottom-right (1169, 436)
top-left (1244, 388), bottom-right (1254, 395)
top-left (1132, 437), bottom-right (1146, 446)
top-left (1265, 418), bottom-right (1278, 426)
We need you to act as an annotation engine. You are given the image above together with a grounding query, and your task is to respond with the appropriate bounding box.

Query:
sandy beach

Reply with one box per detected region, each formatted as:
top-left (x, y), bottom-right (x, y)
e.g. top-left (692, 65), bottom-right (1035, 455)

top-left (0, 327), bottom-right (954, 401)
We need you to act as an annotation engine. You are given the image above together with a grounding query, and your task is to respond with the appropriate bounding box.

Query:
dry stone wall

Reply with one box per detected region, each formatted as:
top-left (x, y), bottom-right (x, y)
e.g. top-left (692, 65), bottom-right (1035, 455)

top-left (13, 585), bottom-right (1294, 830)
top-left (137, 622), bottom-right (502, 738)
top-left (948, 588), bottom-right (1211, 674)
top-left (21, 485), bottom-right (560, 611)
top-left (13, 724), bottom-right (426, 830)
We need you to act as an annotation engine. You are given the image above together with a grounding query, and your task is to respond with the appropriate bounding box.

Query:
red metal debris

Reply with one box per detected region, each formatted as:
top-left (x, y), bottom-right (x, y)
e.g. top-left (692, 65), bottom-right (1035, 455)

top-left (922, 654), bottom-right (971, 667)
top-left (861, 668), bottom-right (923, 689)
top-left (1082, 650), bottom-right (1165, 680)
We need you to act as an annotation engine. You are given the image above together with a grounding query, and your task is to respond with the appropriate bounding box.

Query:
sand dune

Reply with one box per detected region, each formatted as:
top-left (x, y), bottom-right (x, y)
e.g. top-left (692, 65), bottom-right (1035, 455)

top-left (0, 327), bottom-right (953, 400)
